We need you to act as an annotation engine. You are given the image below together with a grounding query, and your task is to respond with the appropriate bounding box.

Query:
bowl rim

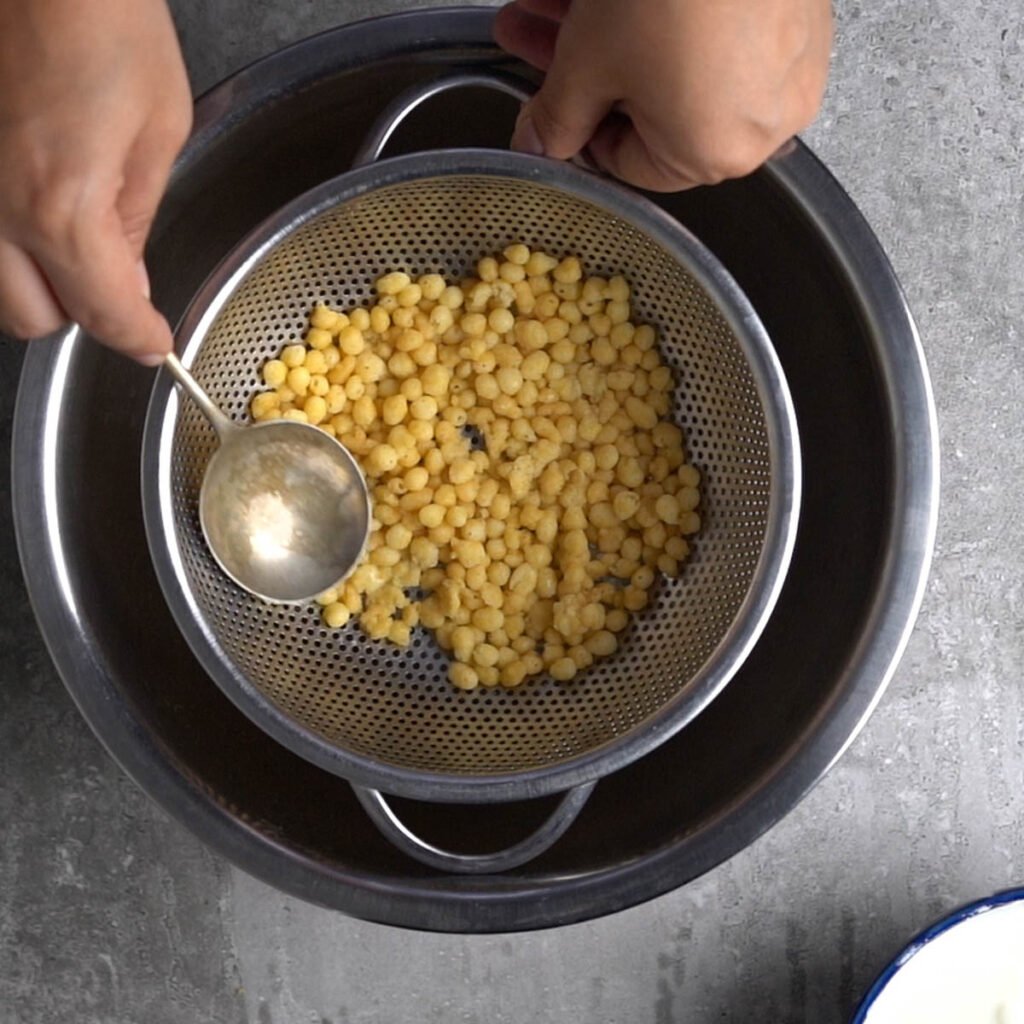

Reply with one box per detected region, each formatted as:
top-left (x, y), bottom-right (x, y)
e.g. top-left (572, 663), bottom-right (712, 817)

top-left (850, 887), bottom-right (1024, 1022)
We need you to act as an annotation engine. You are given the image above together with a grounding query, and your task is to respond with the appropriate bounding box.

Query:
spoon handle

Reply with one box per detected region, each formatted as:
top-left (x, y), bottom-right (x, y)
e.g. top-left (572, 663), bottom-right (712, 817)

top-left (163, 352), bottom-right (237, 440)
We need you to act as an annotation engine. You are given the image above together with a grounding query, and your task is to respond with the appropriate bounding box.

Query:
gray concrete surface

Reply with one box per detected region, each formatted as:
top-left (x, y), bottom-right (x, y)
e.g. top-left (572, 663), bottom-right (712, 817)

top-left (2, 1), bottom-right (1023, 1021)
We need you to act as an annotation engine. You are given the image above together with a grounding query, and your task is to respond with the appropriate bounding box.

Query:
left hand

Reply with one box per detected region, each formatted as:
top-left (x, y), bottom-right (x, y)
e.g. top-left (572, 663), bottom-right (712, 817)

top-left (493, 0), bottom-right (834, 192)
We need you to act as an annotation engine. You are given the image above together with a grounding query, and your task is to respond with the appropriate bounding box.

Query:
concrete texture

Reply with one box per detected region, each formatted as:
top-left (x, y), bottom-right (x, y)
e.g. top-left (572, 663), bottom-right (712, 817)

top-left (2, 1), bottom-right (1023, 1021)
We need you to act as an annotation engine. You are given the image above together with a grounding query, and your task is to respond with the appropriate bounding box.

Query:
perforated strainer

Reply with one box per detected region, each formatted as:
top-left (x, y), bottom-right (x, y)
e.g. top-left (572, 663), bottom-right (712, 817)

top-left (142, 72), bottom-right (801, 873)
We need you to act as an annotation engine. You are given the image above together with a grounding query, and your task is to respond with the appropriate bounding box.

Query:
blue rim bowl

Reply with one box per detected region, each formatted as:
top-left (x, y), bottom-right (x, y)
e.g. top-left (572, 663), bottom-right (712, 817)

top-left (851, 886), bottom-right (1024, 1021)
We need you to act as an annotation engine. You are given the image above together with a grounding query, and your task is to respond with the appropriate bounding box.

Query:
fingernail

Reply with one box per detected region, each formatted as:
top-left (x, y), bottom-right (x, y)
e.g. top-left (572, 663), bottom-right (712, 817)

top-left (511, 108), bottom-right (545, 156)
top-left (136, 351), bottom-right (166, 368)
top-left (137, 260), bottom-right (151, 300)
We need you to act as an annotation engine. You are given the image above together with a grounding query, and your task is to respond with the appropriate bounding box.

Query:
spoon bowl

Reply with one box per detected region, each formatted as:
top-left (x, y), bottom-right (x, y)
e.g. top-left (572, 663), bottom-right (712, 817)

top-left (164, 353), bottom-right (370, 603)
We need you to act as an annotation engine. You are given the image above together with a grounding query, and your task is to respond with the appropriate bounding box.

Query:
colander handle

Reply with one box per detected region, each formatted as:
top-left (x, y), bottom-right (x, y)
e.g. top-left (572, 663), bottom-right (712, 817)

top-left (350, 70), bottom-right (534, 168)
top-left (351, 781), bottom-right (596, 874)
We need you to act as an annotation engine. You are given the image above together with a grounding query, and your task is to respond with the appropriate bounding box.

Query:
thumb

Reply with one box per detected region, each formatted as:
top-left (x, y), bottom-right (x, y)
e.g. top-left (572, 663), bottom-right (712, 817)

top-left (511, 29), bottom-right (614, 160)
top-left (586, 114), bottom-right (701, 193)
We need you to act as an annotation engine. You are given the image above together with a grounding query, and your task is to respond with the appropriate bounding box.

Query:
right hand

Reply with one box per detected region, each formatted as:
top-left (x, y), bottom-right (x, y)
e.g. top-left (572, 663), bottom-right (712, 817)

top-left (0, 0), bottom-right (192, 364)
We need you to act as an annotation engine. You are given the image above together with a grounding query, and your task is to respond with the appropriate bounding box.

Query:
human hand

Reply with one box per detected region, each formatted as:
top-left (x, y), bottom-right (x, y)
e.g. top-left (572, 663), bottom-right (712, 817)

top-left (0, 0), bottom-right (192, 363)
top-left (494, 0), bottom-right (833, 192)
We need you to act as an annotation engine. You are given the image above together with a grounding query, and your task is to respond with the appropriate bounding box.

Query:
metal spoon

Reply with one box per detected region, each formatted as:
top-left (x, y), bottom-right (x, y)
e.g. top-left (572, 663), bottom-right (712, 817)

top-left (163, 352), bottom-right (371, 604)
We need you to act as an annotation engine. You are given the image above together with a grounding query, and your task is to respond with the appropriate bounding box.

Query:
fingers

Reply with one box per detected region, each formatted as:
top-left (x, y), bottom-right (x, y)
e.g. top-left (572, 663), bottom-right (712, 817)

top-left (508, 11), bottom-right (615, 160)
top-left (0, 110), bottom-right (187, 362)
top-left (0, 240), bottom-right (67, 340)
top-left (0, 0), bottom-right (191, 363)
top-left (493, 4), bottom-right (561, 72)
top-left (117, 103), bottom-right (191, 257)
top-left (11, 110), bottom-right (189, 361)
top-left (0, 164), bottom-right (173, 358)
top-left (32, 204), bottom-right (172, 364)
top-left (508, 0), bottom-right (571, 19)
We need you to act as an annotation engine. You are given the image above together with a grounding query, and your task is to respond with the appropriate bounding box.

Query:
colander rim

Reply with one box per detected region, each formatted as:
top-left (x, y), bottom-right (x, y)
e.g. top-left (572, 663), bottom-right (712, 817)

top-left (141, 147), bottom-right (801, 802)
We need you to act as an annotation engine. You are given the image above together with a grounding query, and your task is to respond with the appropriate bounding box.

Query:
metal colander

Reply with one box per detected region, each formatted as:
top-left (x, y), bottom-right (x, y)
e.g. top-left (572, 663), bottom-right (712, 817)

top-left (143, 73), bottom-right (800, 872)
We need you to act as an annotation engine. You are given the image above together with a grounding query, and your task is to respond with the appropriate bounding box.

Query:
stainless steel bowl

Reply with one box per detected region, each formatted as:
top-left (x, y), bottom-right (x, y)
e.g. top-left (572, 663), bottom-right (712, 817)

top-left (11, 9), bottom-right (938, 930)
top-left (142, 68), bottom-right (801, 873)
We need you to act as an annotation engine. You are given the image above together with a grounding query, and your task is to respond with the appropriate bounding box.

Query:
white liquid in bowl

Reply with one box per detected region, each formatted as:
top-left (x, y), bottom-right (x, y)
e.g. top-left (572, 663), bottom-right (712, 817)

top-left (865, 900), bottom-right (1024, 1024)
